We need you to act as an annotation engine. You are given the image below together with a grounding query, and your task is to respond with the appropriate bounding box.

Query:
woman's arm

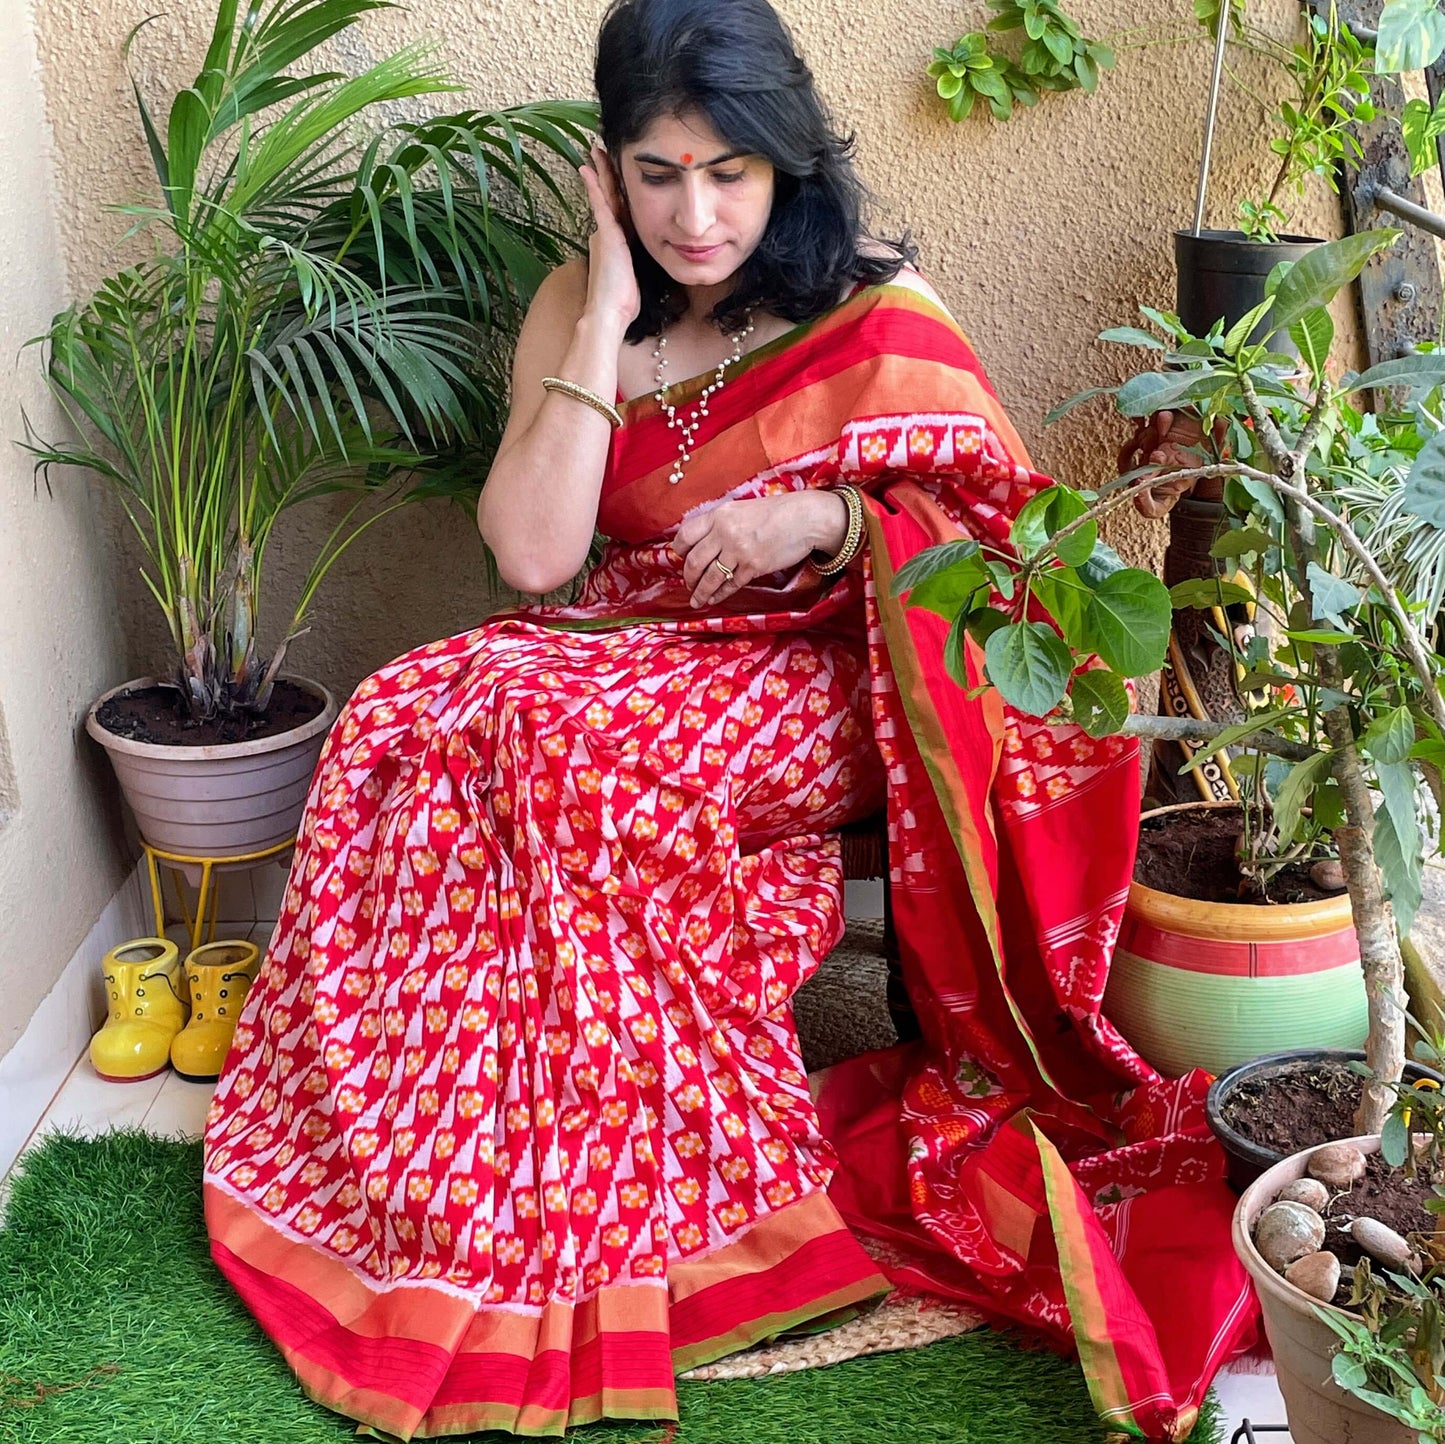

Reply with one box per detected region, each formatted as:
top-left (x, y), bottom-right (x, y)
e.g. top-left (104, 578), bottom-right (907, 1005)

top-left (477, 147), bottom-right (639, 594)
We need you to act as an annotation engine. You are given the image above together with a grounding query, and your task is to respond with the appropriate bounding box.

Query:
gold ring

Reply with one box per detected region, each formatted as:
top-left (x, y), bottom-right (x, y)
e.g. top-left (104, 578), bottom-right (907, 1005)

top-left (712, 558), bottom-right (734, 580)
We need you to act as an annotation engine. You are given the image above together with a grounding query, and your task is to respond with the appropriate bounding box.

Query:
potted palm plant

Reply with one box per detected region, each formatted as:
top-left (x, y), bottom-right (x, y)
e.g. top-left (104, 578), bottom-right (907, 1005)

top-left (22, 0), bottom-right (593, 858)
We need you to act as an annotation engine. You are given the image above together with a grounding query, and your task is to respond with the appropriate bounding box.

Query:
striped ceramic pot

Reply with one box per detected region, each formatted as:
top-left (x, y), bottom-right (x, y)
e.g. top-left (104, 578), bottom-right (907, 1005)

top-left (1103, 802), bottom-right (1366, 1078)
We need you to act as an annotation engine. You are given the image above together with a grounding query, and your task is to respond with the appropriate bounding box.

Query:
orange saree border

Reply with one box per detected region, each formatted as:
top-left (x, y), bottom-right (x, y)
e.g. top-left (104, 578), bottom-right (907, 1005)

top-left (206, 1183), bottom-right (887, 1439)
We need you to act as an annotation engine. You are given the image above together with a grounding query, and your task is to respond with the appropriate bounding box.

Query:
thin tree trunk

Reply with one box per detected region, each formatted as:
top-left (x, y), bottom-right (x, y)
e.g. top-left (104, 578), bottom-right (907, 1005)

top-left (1316, 652), bottom-right (1407, 1135)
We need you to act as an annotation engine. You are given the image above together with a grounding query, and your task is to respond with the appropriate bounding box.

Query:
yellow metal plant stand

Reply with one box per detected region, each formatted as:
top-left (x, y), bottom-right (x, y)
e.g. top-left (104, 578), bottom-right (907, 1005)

top-left (142, 839), bottom-right (293, 953)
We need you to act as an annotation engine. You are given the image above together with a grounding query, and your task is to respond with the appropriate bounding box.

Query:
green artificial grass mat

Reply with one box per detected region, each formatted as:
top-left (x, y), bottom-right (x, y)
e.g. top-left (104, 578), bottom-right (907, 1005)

top-left (0, 1131), bottom-right (1222, 1444)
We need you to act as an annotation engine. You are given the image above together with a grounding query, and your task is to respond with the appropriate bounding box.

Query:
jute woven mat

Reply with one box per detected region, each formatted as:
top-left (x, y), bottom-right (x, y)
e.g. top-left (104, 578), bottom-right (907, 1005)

top-left (678, 921), bottom-right (985, 1380)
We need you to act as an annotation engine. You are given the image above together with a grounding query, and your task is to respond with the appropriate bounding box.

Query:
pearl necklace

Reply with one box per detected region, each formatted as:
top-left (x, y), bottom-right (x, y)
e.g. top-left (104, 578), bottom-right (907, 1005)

top-left (653, 312), bottom-right (755, 485)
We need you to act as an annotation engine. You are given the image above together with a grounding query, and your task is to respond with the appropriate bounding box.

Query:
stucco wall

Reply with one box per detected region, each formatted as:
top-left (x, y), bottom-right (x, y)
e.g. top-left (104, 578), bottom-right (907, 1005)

top-left (0, 0), bottom-right (133, 1062)
top-left (28, 0), bottom-right (1364, 707)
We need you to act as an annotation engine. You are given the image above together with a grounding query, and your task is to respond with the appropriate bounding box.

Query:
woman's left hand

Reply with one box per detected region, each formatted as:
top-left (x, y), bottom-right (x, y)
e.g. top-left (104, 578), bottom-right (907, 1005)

top-left (671, 491), bottom-right (850, 608)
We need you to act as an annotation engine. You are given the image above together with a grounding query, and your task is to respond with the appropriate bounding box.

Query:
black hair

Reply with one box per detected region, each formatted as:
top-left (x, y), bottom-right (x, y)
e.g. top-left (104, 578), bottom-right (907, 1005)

top-left (594, 0), bottom-right (916, 342)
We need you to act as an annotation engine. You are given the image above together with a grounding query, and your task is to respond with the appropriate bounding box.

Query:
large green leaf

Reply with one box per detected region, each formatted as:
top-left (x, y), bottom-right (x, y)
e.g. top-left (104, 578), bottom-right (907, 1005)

top-left (1288, 307), bottom-right (1334, 380)
top-left (1376, 0), bottom-right (1445, 73)
top-left (1070, 669), bottom-right (1128, 738)
top-left (984, 622), bottom-right (1074, 717)
top-left (1010, 486), bottom-right (1095, 565)
top-left (1306, 562), bottom-right (1362, 623)
top-left (891, 538), bottom-right (982, 596)
top-left (1268, 232), bottom-right (1401, 335)
top-left (1273, 750), bottom-right (1332, 840)
top-left (1364, 706), bottom-right (1417, 767)
top-left (1115, 367), bottom-right (1229, 419)
top-left (1375, 792), bottom-right (1424, 937)
top-left (1079, 569), bottom-right (1172, 676)
top-left (1346, 353), bottom-right (1445, 394)
top-left (1404, 429), bottom-right (1445, 527)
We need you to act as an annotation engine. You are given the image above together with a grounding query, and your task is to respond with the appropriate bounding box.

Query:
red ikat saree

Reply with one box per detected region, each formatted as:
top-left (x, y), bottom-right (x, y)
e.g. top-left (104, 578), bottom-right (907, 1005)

top-left (203, 279), bottom-right (1255, 1442)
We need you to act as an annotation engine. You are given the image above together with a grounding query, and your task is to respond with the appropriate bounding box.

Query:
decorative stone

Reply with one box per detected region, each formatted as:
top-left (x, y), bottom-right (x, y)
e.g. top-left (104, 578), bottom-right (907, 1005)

top-left (1254, 1201), bottom-right (1327, 1271)
top-left (1284, 1250), bottom-right (1341, 1302)
top-left (1310, 858), bottom-right (1347, 892)
top-left (1277, 1178), bottom-right (1331, 1211)
top-left (1307, 1143), bottom-right (1368, 1191)
top-left (1351, 1217), bottom-right (1417, 1272)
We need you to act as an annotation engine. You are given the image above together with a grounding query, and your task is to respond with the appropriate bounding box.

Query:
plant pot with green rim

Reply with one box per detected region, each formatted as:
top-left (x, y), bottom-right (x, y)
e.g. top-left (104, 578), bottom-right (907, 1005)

top-left (86, 676), bottom-right (338, 860)
top-left (1102, 801), bottom-right (1367, 1081)
top-left (1234, 1135), bottom-right (1416, 1444)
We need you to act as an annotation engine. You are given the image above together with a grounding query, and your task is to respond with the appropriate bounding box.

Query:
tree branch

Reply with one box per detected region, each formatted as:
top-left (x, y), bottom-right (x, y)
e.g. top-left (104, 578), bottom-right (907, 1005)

top-left (1122, 712), bottom-right (1316, 762)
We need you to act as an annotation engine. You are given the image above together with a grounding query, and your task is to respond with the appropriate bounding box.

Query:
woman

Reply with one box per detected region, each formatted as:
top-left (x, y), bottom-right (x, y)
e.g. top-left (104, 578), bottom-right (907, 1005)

top-left (204, 2), bottom-right (1253, 1439)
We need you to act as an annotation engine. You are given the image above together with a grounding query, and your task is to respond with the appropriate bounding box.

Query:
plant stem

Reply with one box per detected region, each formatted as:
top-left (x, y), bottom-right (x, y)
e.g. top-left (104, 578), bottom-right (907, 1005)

top-left (1121, 712), bottom-right (1315, 761)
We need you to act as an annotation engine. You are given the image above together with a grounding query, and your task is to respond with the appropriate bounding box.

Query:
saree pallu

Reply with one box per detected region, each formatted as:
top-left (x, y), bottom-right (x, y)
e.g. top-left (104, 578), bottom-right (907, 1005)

top-left (204, 280), bottom-right (1255, 1442)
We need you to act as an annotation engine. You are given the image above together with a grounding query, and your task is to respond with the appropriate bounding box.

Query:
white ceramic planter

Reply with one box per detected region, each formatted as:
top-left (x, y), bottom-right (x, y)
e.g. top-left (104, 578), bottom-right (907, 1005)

top-left (86, 675), bottom-right (338, 859)
top-left (1234, 1135), bottom-right (1416, 1444)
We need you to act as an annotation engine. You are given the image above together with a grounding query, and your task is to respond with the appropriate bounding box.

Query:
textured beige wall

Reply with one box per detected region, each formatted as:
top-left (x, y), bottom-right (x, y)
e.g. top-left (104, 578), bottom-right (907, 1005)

top-left (0, 0), bottom-right (133, 1062)
top-left (28, 0), bottom-right (1364, 706)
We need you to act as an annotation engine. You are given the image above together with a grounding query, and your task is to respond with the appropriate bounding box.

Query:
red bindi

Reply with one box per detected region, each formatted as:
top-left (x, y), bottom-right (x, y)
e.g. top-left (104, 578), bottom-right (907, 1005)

top-left (680, 153), bottom-right (693, 165)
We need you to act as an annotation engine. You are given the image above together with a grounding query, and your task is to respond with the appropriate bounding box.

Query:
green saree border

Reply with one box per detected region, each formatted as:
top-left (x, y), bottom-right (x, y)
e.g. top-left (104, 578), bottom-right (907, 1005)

top-left (866, 514), bottom-right (1065, 1097)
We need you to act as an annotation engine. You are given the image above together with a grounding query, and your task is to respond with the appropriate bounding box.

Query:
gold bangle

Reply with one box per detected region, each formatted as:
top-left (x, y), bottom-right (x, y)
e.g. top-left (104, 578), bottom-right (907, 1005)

top-left (809, 485), bottom-right (866, 576)
top-left (541, 376), bottom-right (623, 429)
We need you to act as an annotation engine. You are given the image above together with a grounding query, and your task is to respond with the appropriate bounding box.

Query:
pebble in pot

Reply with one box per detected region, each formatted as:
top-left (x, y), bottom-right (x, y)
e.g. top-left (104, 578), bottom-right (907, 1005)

top-left (1254, 1200), bottom-right (1326, 1271)
top-left (1307, 1142), bottom-right (1367, 1191)
top-left (1284, 1250), bottom-right (1341, 1302)
top-left (1351, 1217), bottom-right (1419, 1273)
top-left (1276, 1178), bottom-right (1330, 1211)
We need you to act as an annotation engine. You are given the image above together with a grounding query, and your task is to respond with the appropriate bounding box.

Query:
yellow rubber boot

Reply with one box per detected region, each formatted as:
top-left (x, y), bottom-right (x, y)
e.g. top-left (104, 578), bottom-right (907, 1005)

top-left (90, 938), bottom-right (189, 1083)
top-left (170, 940), bottom-right (261, 1083)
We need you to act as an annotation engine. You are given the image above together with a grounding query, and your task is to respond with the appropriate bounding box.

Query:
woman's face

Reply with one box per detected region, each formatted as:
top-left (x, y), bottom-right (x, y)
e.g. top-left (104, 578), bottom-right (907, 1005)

top-left (616, 108), bottom-right (776, 289)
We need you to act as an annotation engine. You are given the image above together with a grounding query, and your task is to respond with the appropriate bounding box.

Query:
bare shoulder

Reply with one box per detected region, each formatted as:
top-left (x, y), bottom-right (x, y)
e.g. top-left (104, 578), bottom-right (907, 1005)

top-left (854, 242), bottom-right (955, 318)
top-left (522, 257), bottom-right (590, 338)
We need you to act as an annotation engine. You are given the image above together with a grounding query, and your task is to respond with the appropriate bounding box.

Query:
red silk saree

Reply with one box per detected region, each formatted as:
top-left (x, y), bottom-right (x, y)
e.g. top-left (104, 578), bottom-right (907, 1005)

top-left (204, 278), bottom-right (1255, 1442)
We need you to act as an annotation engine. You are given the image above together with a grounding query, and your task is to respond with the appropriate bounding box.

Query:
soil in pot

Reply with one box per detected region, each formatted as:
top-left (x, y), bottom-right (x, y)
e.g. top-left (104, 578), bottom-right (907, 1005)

top-left (1307, 1153), bottom-right (1437, 1308)
top-left (1134, 806), bottom-right (1338, 905)
top-left (96, 678), bottom-right (326, 748)
top-left (1221, 1057), bottom-right (1370, 1156)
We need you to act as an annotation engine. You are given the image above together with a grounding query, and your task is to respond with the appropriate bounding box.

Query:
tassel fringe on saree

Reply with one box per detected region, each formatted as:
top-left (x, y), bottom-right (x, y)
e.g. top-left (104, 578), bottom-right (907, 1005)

top-left (204, 277), bottom-right (1256, 1441)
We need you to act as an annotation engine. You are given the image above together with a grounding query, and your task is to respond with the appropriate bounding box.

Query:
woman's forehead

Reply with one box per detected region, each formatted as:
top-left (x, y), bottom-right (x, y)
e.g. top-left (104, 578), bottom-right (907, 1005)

top-left (627, 108), bottom-right (733, 157)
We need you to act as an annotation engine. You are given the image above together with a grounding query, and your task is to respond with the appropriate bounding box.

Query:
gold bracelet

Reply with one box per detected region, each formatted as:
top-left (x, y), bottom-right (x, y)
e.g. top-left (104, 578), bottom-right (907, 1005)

top-left (541, 376), bottom-right (623, 429)
top-left (808, 485), bottom-right (866, 576)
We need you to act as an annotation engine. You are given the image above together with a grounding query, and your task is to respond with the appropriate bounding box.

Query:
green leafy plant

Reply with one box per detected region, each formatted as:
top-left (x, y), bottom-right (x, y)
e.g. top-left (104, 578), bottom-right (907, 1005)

top-left (895, 229), bottom-right (1445, 1137)
top-left (928, 0), bottom-right (1114, 122)
top-left (1317, 1256), bottom-right (1445, 1441)
top-left (1376, 0), bottom-right (1445, 177)
top-left (21, 0), bottom-right (594, 721)
top-left (1228, 2), bottom-right (1375, 241)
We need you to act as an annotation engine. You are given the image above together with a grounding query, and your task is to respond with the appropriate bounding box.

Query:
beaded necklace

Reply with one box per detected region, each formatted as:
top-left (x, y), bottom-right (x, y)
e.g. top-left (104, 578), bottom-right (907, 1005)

top-left (652, 311), bottom-right (755, 485)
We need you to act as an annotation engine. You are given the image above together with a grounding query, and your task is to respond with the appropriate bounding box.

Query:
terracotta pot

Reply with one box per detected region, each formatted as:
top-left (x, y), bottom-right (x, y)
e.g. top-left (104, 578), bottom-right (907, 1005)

top-left (85, 675), bottom-right (338, 860)
top-left (1104, 801), bottom-right (1365, 1078)
top-left (1234, 1136), bottom-right (1415, 1444)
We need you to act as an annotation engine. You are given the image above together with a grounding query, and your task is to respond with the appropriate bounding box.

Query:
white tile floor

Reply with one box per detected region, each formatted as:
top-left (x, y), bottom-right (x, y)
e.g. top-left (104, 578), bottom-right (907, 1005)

top-left (0, 906), bottom-right (1293, 1442)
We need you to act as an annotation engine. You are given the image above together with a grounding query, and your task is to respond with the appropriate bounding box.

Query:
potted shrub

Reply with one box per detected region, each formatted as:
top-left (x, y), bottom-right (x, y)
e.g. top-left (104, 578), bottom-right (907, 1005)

top-left (895, 225), bottom-right (1445, 1437)
top-left (895, 225), bottom-right (1444, 1147)
top-left (22, 0), bottom-right (593, 858)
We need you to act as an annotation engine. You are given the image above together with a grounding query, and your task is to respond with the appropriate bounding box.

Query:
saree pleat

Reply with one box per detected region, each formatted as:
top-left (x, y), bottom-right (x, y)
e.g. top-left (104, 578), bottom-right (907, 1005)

top-left (205, 278), bottom-right (1255, 1442)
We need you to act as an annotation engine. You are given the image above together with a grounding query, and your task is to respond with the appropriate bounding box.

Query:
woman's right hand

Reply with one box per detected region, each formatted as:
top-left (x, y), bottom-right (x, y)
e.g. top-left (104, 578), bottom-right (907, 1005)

top-left (578, 144), bottom-right (641, 333)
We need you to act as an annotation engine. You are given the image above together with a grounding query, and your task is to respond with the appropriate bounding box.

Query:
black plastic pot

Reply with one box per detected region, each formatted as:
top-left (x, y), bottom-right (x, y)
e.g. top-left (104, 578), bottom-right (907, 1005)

top-left (1174, 228), bottom-right (1323, 348)
top-left (1206, 1047), bottom-right (1445, 1193)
